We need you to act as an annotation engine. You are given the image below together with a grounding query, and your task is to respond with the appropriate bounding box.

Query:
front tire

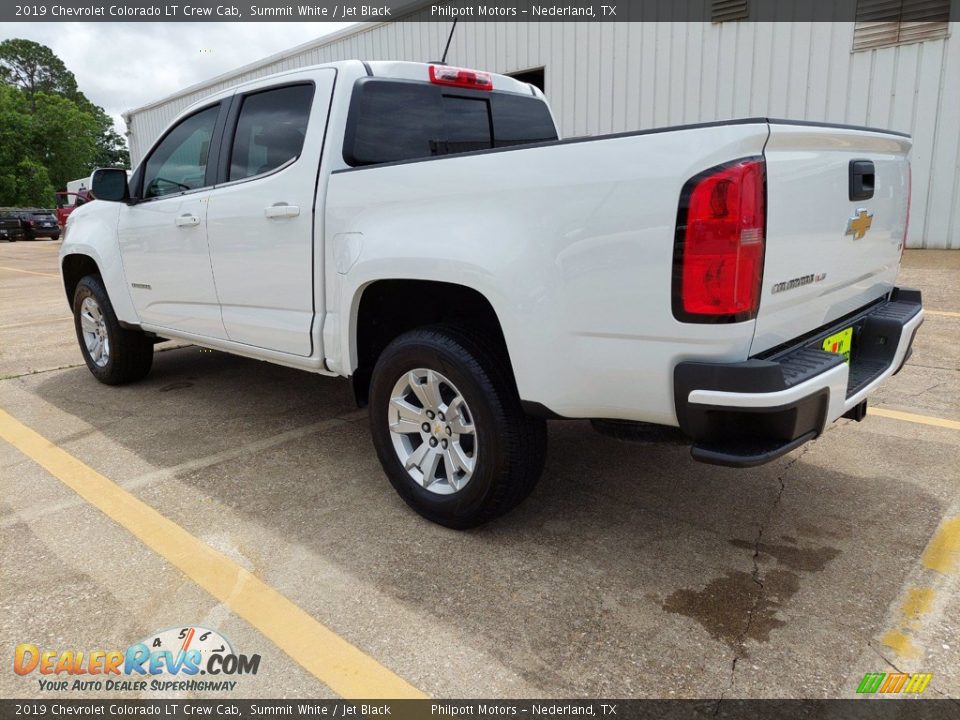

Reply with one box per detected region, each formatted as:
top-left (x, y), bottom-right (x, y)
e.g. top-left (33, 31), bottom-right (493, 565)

top-left (368, 326), bottom-right (546, 529)
top-left (73, 275), bottom-right (154, 385)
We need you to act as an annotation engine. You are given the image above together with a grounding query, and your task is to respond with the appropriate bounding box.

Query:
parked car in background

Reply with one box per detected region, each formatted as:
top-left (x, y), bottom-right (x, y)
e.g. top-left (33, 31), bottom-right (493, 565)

top-left (0, 210), bottom-right (25, 242)
top-left (55, 190), bottom-right (94, 228)
top-left (10, 209), bottom-right (61, 240)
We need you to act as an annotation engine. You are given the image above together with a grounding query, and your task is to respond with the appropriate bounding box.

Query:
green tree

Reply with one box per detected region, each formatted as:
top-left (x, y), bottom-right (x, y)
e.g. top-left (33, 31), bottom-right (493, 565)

top-left (0, 83), bottom-right (35, 204)
top-left (31, 91), bottom-right (102, 190)
top-left (0, 38), bottom-right (80, 110)
top-left (0, 39), bottom-right (130, 204)
top-left (87, 104), bottom-right (130, 169)
top-left (10, 159), bottom-right (54, 207)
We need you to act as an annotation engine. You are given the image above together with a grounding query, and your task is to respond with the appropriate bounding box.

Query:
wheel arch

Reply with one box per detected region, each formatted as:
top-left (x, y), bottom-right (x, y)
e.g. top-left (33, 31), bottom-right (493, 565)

top-left (61, 253), bottom-right (102, 308)
top-left (59, 244), bottom-right (139, 325)
top-left (349, 279), bottom-right (517, 407)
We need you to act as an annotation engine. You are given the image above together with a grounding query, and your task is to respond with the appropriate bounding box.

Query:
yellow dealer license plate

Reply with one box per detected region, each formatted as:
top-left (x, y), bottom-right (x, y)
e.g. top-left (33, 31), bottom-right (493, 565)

top-left (822, 327), bottom-right (853, 364)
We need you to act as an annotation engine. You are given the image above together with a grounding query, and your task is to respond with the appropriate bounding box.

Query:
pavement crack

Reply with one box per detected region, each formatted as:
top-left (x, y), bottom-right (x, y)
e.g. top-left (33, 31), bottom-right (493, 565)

top-left (0, 362), bottom-right (85, 381)
top-left (869, 640), bottom-right (906, 674)
top-left (714, 445), bottom-right (810, 714)
top-left (0, 344), bottom-right (187, 382)
top-left (868, 642), bottom-right (960, 705)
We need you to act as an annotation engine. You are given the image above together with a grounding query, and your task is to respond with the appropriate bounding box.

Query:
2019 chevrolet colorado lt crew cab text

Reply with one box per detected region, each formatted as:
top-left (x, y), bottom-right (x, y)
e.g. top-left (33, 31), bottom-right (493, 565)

top-left (60, 60), bottom-right (923, 527)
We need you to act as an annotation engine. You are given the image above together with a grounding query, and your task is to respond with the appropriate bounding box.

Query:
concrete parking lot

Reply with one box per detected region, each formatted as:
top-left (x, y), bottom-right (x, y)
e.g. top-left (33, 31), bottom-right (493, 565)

top-left (1, 240), bottom-right (958, 701)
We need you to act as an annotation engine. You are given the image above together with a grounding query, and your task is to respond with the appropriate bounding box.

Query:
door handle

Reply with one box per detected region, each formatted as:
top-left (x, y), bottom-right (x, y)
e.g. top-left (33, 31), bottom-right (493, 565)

top-left (175, 214), bottom-right (201, 227)
top-left (264, 203), bottom-right (300, 219)
top-left (849, 160), bottom-right (875, 201)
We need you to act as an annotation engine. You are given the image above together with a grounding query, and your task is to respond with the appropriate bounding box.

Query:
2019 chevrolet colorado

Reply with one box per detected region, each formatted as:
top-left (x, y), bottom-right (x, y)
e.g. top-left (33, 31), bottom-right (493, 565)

top-left (59, 60), bottom-right (923, 527)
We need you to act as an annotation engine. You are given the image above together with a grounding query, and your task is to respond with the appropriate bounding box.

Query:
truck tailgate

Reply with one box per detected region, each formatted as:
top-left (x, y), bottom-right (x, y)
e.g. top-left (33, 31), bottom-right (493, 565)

top-left (751, 123), bottom-right (911, 354)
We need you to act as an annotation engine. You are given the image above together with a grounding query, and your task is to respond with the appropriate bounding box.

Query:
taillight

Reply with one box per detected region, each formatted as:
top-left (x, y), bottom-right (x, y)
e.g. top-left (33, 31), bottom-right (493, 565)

top-left (429, 64), bottom-right (493, 91)
top-left (672, 157), bottom-right (766, 323)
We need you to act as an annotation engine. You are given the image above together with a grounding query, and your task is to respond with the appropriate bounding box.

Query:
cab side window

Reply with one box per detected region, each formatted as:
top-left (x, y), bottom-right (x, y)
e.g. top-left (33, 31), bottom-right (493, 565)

top-left (228, 84), bottom-right (314, 182)
top-left (143, 105), bottom-right (220, 199)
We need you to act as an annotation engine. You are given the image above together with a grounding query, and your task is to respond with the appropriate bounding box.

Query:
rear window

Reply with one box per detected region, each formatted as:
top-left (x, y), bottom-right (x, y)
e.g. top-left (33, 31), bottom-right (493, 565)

top-left (344, 79), bottom-right (557, 166)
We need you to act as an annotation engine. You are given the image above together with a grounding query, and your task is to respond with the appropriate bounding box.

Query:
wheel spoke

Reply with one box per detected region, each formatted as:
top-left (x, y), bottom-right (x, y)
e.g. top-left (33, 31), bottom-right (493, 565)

top-left (442, 451), bottom-right (459, 490)
top-left (420, 448), bottom-right (442, 487)
top-left (418, 370), bottom-right (445, 410)
top-left (447, 396), bottom-right (474, 435)
top-left (389, 397), bottom-right (424, 434)
top-left (80, 312), bottom-right (97, 332)
top-left (448, 442), bottom-right (475, 474)
top-left (406, 371), bottom-right (432, 409)
top-left (405, 441), bottom-right (430, 471)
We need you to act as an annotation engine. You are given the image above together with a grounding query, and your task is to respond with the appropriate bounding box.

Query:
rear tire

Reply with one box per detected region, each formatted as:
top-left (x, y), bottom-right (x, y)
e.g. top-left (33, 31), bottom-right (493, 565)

top-left (72, 275), bottom-right (154, 385)
top-left (368, 326), bottom-right (546, 529)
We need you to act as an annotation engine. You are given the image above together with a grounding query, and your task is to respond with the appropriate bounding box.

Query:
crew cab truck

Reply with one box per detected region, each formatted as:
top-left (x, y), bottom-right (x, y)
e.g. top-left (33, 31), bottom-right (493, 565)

top-left (60, 60), bottom-right (923, 528)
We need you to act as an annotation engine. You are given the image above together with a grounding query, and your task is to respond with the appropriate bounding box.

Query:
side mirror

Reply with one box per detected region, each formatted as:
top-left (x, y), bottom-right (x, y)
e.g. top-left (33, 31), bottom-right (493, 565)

top-left (91, 168), bottom-right (129, 203)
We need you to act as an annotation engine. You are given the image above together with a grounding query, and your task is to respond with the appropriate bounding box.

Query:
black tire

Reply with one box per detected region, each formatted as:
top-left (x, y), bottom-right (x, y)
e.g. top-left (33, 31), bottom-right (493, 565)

top-left (51, 234), bottom-right (60, 241)
top-left (368, 326), bottom-right (547, 529)
top-left (72, 275), bottom-right (154, 385)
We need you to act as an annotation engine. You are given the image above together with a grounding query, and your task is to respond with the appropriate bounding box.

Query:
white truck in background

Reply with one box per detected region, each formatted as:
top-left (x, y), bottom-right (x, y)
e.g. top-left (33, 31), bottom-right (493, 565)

top-left (60, 60), bottom-right (923, 527)
top-left (65, 176), bottom-right (92, 203)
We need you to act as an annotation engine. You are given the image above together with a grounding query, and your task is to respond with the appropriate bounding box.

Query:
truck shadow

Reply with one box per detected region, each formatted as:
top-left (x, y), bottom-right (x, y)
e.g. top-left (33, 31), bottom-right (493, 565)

top-left (30, 346), bottom-right (944, 696)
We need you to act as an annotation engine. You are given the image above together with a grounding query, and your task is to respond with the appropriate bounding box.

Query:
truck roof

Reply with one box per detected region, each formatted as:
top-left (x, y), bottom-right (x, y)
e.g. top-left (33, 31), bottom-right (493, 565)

top-left (135, 59), bottom-right (539, 126)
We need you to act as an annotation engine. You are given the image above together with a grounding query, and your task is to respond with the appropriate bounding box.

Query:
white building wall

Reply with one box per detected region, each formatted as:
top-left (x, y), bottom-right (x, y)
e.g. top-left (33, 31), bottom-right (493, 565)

top-left (126, 18), bottom-right (960, 248)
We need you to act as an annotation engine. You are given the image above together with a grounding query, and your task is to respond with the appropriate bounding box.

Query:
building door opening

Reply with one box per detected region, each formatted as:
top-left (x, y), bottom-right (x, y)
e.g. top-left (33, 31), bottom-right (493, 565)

top-left (507, 67), bottom-right (545, 92)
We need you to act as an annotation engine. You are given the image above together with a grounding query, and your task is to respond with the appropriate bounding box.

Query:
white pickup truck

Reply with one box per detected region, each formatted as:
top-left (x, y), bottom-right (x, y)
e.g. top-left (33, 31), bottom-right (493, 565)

top-left (61, 60), bottom-right (923, 528)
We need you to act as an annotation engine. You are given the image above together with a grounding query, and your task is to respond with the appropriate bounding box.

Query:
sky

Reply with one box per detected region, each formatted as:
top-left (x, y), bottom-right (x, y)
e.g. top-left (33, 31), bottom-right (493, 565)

top-left (0, 22), bottom-right (358, 133)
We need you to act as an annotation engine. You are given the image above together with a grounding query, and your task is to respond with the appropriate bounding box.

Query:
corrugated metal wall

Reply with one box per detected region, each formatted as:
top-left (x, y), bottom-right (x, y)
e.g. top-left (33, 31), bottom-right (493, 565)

top-left (126, 19), bottom-right (960, 248)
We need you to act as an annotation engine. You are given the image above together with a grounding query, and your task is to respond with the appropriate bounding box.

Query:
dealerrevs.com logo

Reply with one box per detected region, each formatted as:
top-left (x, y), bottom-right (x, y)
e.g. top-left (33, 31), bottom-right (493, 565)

top-left (14, 626), bottom-right (261, 692)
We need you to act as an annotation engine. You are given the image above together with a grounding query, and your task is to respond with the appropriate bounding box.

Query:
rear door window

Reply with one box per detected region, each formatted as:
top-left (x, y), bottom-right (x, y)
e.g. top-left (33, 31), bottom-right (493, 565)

top-left (228, 84), bottom-right (314, 181)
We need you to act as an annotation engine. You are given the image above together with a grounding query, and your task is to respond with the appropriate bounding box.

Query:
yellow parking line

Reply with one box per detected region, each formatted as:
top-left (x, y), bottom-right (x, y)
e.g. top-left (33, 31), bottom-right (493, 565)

top-left (870, 407), bottom-right (960, 431)
top-left (0, 408), bottom-right (426, 700)
top-left (926, 310), bottom-right (960, 318)
top-left (922, 516), bottom-right (960, 575)
top-left (0, 265), bottom-right (59, 278)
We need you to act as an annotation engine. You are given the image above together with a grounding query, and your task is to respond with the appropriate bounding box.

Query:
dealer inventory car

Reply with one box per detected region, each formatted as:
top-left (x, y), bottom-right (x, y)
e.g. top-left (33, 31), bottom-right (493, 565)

top-left (0, 210), bottom-right (25, 242)
top-left (59, 60), bottom-right (922, 527)
top-left (11, 209), bottom-right (61, 240)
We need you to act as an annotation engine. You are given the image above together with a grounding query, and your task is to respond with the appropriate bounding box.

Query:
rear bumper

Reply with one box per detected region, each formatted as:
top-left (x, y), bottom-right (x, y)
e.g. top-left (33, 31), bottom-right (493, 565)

top-left (673, 287), bottom-right (923, 467)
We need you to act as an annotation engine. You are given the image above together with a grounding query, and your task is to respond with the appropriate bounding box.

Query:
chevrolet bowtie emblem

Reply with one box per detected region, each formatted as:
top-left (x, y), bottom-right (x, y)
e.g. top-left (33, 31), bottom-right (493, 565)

top-left (846, 208), bottom-right (873, 240)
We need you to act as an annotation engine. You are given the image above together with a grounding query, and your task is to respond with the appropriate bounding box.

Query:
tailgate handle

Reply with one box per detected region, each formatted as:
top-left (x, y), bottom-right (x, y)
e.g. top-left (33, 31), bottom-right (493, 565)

top-left (849, 160), bottom-right (875, 201)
